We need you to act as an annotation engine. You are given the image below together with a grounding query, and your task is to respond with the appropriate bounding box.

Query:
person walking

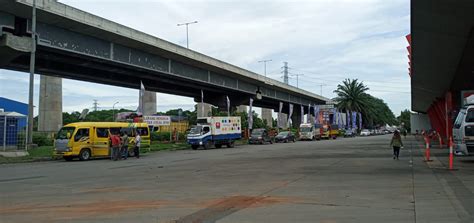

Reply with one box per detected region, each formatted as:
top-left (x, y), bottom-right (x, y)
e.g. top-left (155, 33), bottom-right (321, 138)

top-left (134, 132), bottom-right (141, 159)
top-left (390, 130), bottom-right (404, 160)
top-left (110, 132), bottom-right (121, 161)
top-left (120, 132), bottom-right (129, 160)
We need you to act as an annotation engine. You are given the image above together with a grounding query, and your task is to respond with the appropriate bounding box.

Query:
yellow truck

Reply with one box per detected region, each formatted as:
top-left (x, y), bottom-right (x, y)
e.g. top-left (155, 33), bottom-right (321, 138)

top-left (321, 124), bottom-right (339, 139)
top-left (54, 122), bottom-right (150, 161)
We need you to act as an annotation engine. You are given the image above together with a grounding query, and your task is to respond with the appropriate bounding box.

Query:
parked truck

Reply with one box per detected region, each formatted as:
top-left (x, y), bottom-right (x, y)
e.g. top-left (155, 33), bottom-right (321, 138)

top-left (187, 117), bottom-right (242, 150)
top-left (299, 123), bottom-right (322, 140)
top-left (453, 95), bottom-right (474, 155)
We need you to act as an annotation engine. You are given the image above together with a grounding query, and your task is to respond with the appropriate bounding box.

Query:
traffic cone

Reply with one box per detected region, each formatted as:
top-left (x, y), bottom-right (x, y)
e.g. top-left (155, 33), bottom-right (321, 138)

top-left (424, 136), bottom-right (432, 162)
top-left (449, 137), bottom-right (454, 170)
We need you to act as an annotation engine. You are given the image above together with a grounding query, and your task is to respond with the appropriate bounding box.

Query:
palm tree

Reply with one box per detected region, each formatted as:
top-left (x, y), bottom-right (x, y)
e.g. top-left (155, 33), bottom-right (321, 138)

top-left (333, 79), bottom-right (370, 112)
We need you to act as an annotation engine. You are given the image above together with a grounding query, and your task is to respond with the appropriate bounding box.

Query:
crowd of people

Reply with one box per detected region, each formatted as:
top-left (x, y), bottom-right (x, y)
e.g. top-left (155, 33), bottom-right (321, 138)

top-left (109, 132), bottom-right (141, 161)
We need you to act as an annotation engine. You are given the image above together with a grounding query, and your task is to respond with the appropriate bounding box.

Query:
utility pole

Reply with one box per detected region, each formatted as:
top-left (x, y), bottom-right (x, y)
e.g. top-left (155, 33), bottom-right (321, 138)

top-left (112, 102), bottom-right (119, 121)
top-left (283, 62), bottom-right (289, 84)
top-left (177, 21), bottom-right (198, 49)
top-left (318, 84), bottom-right (327, 96)
top-left (93, 100), bottom-right (99, 111)
top-left (258, 59), bottom-right (272, 76)
top-left (27, 0), bottom-right (37, 147)
top-left (290, 73), bottom-right (304, 88)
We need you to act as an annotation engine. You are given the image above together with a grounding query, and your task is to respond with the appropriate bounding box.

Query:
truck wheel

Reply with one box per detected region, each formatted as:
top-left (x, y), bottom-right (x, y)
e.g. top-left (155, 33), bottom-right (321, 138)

top-left (79, 149), bottom-right (91, 161)
top-left (203, 142), bottom-right (211, 150)
top-left (215, 144), bottom-right (222, 149)
top-left (191, 145), bottom-right (199, 150)
top-left (227, 141), bottom-right (235, 148)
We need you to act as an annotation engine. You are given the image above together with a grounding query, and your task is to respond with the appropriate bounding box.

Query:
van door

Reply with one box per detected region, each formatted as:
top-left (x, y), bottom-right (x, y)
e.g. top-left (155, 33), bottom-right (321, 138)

top-left (93, 127), bottom-right (110, 157)
top-left (73, 128), bottom-right (91, 155)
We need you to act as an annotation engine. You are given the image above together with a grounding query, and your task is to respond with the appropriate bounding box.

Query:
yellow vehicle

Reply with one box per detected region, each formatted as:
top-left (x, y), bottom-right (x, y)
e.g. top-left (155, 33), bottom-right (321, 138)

top-left (321, 124), bottom-right (339, 139)
top-left (54, 122), bottom-right (150, 161)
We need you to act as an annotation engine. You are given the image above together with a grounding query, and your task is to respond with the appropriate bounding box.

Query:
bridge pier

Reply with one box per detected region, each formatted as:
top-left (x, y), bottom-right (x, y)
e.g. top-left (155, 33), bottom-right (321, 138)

top-left (236, 105), bottom-right (247, 113)
top-left (261, 108), bottom-right (273, 128)
top-left (197, 103), bottom-right (212, 117)
top-left (291, 106), bottom-right (302, 129)
top-left (38, 76), bottom-right (63, 132)
top-left (143, 91), bottom-right (157, 115)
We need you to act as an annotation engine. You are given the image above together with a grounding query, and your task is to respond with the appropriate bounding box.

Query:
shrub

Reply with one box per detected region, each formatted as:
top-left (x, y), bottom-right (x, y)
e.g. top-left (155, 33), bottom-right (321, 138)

top-left (32, 132), bottom-right (53, 147)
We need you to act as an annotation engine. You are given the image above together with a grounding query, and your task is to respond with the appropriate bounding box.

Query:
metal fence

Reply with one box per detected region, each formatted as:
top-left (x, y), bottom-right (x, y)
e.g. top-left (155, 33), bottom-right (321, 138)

top-left (1, 113), bottom-right (27, 151)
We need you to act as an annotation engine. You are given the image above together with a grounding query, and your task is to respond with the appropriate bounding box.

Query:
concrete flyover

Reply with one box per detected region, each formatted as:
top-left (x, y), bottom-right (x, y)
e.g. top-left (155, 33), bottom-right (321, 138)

top-left (0, 0), bottom-right (328, 116)
top-left (411, 0), bottom-right (474, 140)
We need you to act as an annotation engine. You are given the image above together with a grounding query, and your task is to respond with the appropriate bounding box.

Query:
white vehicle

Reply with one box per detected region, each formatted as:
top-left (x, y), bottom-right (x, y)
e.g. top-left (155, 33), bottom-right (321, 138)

top-left (453, 96), bottom-right (474, 155)
top-left (360, 129), bottom-right (371, 136)
top-left (299, 123), bottom-right (321, 140)
top-left (187, 117), bottom-right (241, 150)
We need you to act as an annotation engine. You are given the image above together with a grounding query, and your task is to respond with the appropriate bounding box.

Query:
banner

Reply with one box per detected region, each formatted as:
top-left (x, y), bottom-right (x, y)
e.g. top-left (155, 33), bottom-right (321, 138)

top-left (278, 102), bottom-right (283, 128)
top-left (307, 103), bottom-right (311, 123)
top-left (338, 111), bottom-right (343, 129)
top-left (300, 104), bottom-right (304, 124)
top-left (248, 98), bottom-right (254, 129)
top-left (358, 112), bottom-right (362, 130)
top-left (352, 112), bottom-right (357, 130)
top-left (346, 111), bottom-right (350, 129)
top-left (288, 103), bottom-right (293, 128)
top-left (143, 116), bottom-right (171, 126)
top-left (137, 81), bottom-right (145, 114)
top-left (314, 105), bottom-right (320, 124)
top-left (226, 96), bottom-right (230, 116)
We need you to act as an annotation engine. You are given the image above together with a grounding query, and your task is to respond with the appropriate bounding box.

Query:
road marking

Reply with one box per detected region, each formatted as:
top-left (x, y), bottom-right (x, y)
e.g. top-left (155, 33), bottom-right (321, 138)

top-left (0, 176), bottom-right (45, 183)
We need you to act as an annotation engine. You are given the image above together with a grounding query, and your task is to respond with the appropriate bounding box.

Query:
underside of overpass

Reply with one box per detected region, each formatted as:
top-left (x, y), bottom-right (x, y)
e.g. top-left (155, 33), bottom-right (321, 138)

top-left (411, 0), bottom-right (474, 141)
top-left (0, 0), bottom-right (327, 116)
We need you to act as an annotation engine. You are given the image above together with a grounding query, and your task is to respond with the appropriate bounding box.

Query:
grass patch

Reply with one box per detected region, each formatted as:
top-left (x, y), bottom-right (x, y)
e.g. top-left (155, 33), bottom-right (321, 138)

top-left (141, 142), bottom-right (189, 154)
top-left (0, 146), bottom-right (54, 164)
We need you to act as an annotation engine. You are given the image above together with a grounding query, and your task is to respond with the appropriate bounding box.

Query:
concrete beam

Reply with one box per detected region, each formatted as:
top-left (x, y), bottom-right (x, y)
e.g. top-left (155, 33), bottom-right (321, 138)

top-left (38, 75), bottom-right (62, 132)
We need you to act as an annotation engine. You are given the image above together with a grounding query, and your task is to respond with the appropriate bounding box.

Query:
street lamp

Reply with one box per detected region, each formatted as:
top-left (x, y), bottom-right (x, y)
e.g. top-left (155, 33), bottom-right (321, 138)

top-left (177, 108), bottom-right (183, 141)
top-left (177, 21), bottom-right (198, 49)
top-left (258, 59), bottom-right (272, 77)
top-left (112, 102), bottom-right (119, 121)
top-left (27, 0), bottom-right (37, 147)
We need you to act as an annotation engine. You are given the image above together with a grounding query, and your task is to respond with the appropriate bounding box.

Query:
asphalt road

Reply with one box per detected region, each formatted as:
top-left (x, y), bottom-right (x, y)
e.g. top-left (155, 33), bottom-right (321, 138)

top-left (1, 135), bottom-right (473, 223)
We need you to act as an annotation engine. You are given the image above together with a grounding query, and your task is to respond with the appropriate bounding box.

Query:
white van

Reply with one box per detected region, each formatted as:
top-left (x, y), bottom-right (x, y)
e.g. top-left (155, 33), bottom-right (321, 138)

top-left (453, 96), bottom-right (474, 155)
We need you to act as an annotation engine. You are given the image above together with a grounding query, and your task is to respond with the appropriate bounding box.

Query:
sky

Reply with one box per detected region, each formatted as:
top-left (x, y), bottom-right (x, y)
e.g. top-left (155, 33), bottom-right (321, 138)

top-left (0, 0), bottom-right (410, 117)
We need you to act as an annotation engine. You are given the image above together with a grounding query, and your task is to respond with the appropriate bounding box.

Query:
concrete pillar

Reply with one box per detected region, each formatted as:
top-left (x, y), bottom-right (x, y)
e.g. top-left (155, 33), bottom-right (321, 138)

top-left (291, 106), bottom-right (301, 129)
top-left (197, 103), bottom-right (212, 117)
top-left (278, 113), bottom-right (288, 129)
top-left (38, 76), bottom-right (62, 132)
top-left (261, 108), bottom-right (273, 127)
top-left (143, 91), bottom-right (157, 115)
top-left (236, 105), bottom-right (247, 113)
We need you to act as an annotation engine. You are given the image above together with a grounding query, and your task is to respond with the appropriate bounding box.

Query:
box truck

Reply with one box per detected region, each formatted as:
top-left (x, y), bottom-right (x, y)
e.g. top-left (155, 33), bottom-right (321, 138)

top-left (187, 117), bottom-right (241, 149)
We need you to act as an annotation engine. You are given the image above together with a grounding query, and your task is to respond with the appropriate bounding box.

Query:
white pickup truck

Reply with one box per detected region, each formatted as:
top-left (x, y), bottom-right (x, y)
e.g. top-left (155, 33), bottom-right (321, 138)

top-left (453, 95), bottom-right (474, 155)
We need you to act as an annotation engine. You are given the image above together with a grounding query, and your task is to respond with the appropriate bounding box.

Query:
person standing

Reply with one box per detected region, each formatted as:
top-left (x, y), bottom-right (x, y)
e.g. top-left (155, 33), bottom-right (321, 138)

top-left (110, 132), bottom-right (121, 161)
top-left (134, 132), bottom-right (141, 159)
top-left (121, 132), bottom-right (129, 160)
top-left (390, 130), bottom-right (404, 160)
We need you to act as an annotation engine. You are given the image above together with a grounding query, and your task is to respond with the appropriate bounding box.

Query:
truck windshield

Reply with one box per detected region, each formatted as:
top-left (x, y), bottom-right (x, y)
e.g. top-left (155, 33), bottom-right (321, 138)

top-left (466, 108), bottom-right (474, 123)
top-left (189, 126), bottom-right (202, 135)
top-left (300, 127), bottom-right (312, 132)
top-left (56, 127), bottom-right (75, 140)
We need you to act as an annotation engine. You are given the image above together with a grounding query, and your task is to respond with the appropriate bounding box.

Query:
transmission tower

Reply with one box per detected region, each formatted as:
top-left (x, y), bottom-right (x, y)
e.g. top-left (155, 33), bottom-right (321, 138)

top-left (283, 62), bottom-right (289, 84)
top-left (93, 99), bottom-right (99, 111)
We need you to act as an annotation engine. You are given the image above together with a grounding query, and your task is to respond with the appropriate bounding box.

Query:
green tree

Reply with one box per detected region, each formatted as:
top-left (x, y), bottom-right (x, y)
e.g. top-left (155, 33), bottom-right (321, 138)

top-left (333, 79), bottom-right (370, 113)
top-left (333, 79), bottom-right (397, 128)
top-left (397, 109), bottom-right (411, 132)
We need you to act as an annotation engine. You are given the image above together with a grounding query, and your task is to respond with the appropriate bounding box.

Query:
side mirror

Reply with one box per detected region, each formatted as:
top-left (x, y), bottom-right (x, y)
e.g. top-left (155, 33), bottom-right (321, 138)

top-left (66, 132), bottom-right (71, 139)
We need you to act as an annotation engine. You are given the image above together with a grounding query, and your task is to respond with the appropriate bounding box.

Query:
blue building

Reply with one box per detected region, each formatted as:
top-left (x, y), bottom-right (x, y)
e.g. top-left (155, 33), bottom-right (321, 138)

top-left (0, 97), bottom-right (28, 128)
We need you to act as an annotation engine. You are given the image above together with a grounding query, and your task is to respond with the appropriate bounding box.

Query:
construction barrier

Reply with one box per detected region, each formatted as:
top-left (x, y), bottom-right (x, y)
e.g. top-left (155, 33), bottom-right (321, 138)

top-left (449, 137), bottom-right (454, 170)
top-left (424, 136), bottom-right (432, 162)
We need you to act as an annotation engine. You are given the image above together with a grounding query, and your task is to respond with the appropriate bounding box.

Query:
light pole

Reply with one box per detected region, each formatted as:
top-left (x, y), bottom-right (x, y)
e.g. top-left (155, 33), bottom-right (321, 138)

top-left (177, 21), bottom-right (198, 49)
top-left (258, 59), bottom-right (272, 77)
top-left (112, 102), bottom-right (119, 121)
top-left (27, 0), bottom-right (37, 147)
top-left (177, 109), bottom-right (182, 141)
